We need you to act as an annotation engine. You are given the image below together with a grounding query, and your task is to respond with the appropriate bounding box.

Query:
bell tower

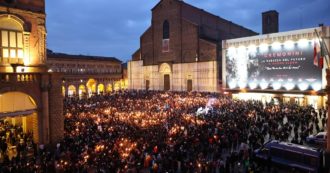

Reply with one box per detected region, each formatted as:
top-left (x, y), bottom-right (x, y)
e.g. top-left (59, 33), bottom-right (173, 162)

top-left (262, 10), bottom-right (279, 34)
top-left (0, 0), bottom-right (64, 145)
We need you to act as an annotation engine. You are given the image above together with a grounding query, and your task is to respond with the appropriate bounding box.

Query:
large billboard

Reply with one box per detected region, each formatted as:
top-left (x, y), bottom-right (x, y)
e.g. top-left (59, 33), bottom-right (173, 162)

top-left (225, 40), bottom-right (323, 91)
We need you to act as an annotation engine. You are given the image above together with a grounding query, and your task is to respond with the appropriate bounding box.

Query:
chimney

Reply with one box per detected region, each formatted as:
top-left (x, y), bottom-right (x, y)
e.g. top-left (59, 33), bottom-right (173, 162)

top-left (262, 10), bottom-right (279, 34)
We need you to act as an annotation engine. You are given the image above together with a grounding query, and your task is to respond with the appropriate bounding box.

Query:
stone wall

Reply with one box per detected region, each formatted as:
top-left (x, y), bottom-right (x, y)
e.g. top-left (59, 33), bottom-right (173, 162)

top-left (128, 60), bottom-right (218, 92)
top-left (136, 0), bottom-right (257, 67)
top-left (48, 73), bottom-right (64, 144)
top-left (130, 0), bottom-right (258, 90)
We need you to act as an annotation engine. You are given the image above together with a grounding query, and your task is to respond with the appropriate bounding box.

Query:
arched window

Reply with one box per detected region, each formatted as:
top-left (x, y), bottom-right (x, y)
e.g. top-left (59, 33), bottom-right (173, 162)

top-left (163, 20), bottom-right (169, 39)
top-left (162, 20), bottom-right (170, 52)
top-left (0, 16), bottom-right (24, 64)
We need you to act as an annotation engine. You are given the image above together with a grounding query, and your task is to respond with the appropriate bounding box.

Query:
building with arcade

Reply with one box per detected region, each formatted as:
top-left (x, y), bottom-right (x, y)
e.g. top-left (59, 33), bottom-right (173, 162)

top-left (0, 0), bottom-right (63, 144)
top-left (128, 0), bottom-right (257, 92)
top-left (222, 26), bottom-right (330, 109)
top-left (47, 50), bottom-right (126, 98)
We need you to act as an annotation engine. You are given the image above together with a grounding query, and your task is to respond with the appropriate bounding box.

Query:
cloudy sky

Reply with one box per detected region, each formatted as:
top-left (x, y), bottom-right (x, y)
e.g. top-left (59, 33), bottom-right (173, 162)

top-left (46, 0), bottom-right (330, 62)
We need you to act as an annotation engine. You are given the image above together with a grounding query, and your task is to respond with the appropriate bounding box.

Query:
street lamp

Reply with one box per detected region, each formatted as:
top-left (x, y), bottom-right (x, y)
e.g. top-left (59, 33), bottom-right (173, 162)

top-left (316, 28), bottom-right (330, 172)
top-left (315, 29), bottom-right (330, 162)
top-left (10, 63), bottom-right (21, 73)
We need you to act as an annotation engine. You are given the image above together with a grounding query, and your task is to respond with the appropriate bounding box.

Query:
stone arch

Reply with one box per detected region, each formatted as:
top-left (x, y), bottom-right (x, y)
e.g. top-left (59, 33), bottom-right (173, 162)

top-left (0, 86), bottom-right (41, 107)
top-left (0, 14), bottom-right (26, 31)
top-left (0, 91), bottom-right (39, 142)
top-left (121, 79), bottom-right (127, 90)
top-left (159, 63), bottom-right (172, 74)
top-left (0, 91), bottom-right (37, 113)
top-left (159, 63), bottom-right (172, 91)
top-left (97, 83), bottom-right (105, 94)
top-left (106, 84), bottom-right (113, 93)
top-left (114, 81), bottom-right (121, 91)
top-left (86, 78), bottom-right (97, 94)
top-left (67, 85), bottom-right (76, 96)
top-left (78, 84), bottom-right (87, 98)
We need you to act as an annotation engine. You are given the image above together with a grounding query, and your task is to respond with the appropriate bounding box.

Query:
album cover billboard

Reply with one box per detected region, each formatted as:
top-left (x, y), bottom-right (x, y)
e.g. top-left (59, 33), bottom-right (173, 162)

top-left (225, 41), bottom-right (322, 90)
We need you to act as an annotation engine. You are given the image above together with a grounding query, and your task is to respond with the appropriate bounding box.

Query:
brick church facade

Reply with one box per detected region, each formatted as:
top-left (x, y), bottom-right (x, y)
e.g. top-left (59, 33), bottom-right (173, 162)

top-left (128, 0), bottom-right (257, 92)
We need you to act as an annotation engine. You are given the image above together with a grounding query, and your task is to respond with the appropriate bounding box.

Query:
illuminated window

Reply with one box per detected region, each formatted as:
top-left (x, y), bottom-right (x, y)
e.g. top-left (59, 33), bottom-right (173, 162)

top-left (17, 49), bottom-right (23, 58)
top-left (2, 48), bottom-right (8, 58)
top-left (0, 17), bottom-right (24, 64)
top-left (2, 31), bottom-right (8, 46)
top-left (1, 31), bottom-right (23, 60)
top-left (9, 31), bottom-right (16, 47)
top-left (10, 49), bottom-right (16, 58)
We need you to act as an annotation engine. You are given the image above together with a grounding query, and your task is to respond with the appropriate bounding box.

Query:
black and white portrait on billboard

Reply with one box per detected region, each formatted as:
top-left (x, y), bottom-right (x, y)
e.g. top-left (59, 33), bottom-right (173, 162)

top-left (226, 40), bottom-right (322, 90)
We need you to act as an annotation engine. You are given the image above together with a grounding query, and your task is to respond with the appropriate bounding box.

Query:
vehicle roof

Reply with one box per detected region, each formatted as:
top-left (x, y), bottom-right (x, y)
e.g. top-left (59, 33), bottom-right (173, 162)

top-left (317, 132), bottom-right (327, 136)
top-left (266, 140), bottom-right (321, 156)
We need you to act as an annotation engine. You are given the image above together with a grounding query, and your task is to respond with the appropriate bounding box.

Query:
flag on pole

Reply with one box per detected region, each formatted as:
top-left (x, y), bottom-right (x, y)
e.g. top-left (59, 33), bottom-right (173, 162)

top-left (162, 39), bottom-right (169, 52)
top-left (314, 40), bottom-right (319, 67)
top-left (319, 41), bottom-right (325, 69)
top-left (313, 40), bottom-right (324, 68)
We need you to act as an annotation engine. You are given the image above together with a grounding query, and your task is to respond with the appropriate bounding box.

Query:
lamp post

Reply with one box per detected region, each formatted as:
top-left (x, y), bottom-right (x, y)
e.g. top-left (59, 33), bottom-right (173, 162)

top-left (10, 63), bottom-right (21, 73)
top-left (315, 28), bottom-right (330, 170)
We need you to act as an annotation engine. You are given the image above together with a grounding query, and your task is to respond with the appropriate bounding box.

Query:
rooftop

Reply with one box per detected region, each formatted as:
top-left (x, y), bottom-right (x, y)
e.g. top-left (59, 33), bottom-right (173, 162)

top-left (47, 50), bottom-right (122, 63)
top-left (152, 0), bottom-right (257, 35)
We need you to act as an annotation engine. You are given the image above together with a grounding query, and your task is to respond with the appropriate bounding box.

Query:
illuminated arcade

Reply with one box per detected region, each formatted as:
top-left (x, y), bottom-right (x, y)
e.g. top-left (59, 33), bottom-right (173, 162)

top-left (47, 51), bottom-right (127, 98)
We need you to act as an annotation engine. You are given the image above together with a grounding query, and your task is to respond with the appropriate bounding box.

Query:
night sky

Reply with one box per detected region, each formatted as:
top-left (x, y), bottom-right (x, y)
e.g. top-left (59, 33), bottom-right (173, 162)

top-left (46, 0), bottom-right (330, 62)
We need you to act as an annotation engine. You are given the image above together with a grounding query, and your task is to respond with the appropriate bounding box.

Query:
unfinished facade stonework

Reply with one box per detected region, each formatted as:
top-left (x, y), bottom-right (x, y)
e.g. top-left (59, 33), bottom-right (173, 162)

top-left (128, 0), bottom-right (257, 92)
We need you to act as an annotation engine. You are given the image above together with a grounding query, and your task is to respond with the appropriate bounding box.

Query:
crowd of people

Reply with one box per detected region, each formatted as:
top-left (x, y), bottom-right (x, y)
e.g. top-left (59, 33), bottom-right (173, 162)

top-left (0, 120), bottom-right (39, 172)
top-left (0, 90), bottom-right (328, 172)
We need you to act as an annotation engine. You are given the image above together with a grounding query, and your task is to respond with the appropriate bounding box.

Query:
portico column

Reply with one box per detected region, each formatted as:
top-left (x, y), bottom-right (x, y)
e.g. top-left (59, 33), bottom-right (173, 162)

top-left (76, 84), bottom-right (79, 97)
top-left (65, 84), bottom-right (69, 97)
top-left (40, 74), bottom-right (50, 144)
